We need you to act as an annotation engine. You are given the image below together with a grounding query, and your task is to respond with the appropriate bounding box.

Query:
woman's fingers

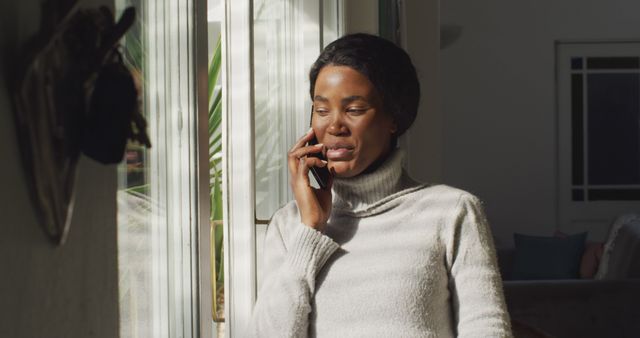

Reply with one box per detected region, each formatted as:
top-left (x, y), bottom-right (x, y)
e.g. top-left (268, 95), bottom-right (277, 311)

top-left (286, 128), bottom-right (333, 231)
top-left (288, 142), bottom-right (324, 175)
top-left (295, 156), bottom-right (328, 182)
top-left (289, 128), bottom-right (314, 152)
top-left (289, 143), bottom-right (323, 160)
top-left (287, 128), bottom-right (314, 173)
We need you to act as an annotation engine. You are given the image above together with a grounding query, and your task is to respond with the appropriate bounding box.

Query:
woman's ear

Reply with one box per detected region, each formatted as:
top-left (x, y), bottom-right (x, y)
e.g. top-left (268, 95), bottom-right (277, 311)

top-left (390, 121), bottom-right (398, 134)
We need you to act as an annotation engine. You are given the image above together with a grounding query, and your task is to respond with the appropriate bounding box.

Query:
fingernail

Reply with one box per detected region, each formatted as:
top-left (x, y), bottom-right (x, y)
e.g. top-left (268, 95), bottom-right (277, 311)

top-left (321, 160), bottom-right (328, 164)
top-left (308, 127), bottom-right (313, 134)
top-left (316, 143), bottom-right (324, 147)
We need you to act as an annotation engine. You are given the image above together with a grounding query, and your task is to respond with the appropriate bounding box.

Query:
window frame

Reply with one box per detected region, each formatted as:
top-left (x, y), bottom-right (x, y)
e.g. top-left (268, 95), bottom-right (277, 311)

top-left (116, 0), bottom-right (208, 336)
top-left (556, 40), bottom-right (640, 240)
top-left (222, 1), bottom-right (256, 337)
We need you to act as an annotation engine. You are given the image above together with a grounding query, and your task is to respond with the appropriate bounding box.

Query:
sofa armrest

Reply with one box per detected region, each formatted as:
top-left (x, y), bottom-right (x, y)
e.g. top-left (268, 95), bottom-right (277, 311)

top-left (503, 278), bottom-right (640, 338)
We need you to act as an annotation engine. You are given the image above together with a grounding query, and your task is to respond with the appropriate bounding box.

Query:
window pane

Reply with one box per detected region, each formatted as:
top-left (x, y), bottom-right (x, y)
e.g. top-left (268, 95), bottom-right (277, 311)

top-left (588, 188), bottom-right (640, 201)
top-left (116, 1), bottom-right (155, 336)
top-left (116, 0), bottom-right (200, 336)
top-left (587, 73), bottom-right (640, 185)
top-left (571, 57), bottom-right (583, 70)
top-left (587, 56), bottom-right (639, 69)
top-left (253, 0), bottom-right (341, 223)
top-left (253, 0), bottom-right (306, 221)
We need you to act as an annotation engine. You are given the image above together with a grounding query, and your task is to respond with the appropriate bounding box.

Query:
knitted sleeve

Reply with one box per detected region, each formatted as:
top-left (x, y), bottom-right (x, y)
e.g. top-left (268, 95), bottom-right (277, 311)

top-left (445, 193), bottom-right (514, 338)
top-left (247, 208), bottom-right (340, 337)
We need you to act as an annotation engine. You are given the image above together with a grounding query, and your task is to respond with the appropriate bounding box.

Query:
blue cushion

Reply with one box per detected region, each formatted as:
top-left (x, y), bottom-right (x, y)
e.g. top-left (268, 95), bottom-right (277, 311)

top-left (511, 232), bottom-right (587, 280)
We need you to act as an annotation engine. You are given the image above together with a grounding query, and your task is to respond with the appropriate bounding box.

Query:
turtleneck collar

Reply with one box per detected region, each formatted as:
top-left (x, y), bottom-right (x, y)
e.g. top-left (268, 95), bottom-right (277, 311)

top-left (331, 148), bottom-right (427, 217)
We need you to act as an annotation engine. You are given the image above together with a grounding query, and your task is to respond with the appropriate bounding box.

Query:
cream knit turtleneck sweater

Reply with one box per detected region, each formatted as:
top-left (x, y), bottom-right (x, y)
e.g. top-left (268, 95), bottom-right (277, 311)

top-left (247, 149), bottom-right (513, 338)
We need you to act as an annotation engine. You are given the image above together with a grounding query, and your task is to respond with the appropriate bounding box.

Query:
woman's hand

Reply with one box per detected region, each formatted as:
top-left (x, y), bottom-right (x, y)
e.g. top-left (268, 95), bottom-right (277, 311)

top-left (288, 128), bottom-right (334, 232)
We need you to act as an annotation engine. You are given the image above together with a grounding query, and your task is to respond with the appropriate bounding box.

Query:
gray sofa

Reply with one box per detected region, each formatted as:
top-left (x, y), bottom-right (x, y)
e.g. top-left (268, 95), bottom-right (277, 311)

top-left (496, 217), bottom-right (640, 338)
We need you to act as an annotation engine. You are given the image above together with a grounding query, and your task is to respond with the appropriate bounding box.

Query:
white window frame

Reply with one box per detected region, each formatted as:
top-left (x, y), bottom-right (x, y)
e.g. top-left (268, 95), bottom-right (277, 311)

top-left (146, 0), bottom-right (202, 335)
top-left (556, 40), bottom-right (640, 241)
top-left (116, 0), bottom-right (207, 336)
top-left (222, 1), bottom-right (256, 337)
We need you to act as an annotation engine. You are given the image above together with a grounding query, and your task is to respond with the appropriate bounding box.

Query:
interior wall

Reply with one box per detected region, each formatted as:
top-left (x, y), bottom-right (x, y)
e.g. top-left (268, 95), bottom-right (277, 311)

top-left (0, 0), bottom-right (119, 337)
top-left (342, 0), bottom-right (378, 35)
top-left (402, 0), bottom-right (442, 186)
top-left (440, 0), bottom-right (640, 247)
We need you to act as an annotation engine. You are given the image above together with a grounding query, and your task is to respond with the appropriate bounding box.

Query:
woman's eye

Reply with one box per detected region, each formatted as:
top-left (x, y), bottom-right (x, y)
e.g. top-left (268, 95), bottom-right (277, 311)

top-left (314, 109), bottom-right (329, 115)
top-left (346, 108), bottom-right (367, 114)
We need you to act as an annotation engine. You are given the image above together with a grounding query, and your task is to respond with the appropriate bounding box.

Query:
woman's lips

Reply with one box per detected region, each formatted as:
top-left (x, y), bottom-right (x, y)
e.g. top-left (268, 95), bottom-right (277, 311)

top-left (326, 147), bottom-right (354, 160)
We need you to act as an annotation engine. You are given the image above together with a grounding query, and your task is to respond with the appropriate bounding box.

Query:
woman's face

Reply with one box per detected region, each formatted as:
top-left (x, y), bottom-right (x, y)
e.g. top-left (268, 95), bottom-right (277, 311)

top-left (312, 65), bottom-right (397, 178)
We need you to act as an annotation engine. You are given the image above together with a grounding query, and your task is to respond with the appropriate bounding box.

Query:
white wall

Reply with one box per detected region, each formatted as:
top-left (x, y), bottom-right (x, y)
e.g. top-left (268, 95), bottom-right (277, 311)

top-left (440, 0), bottom-right (640, 247)
top-left (0, 0), bottom-right (119, 337)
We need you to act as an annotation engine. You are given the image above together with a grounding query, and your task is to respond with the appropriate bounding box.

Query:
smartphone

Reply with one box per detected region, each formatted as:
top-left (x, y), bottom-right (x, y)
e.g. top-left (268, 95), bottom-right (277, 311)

top-left (307, 106), bottom-right (331, 189)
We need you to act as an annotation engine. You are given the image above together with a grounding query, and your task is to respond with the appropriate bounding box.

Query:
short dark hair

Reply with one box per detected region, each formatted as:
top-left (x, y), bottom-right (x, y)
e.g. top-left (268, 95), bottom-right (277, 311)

top-left (309, 33), bottom-right (420, 136)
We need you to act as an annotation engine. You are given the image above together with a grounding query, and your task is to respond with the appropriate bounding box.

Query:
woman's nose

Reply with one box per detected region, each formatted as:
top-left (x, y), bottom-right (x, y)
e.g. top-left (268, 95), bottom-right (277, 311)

top-left (327, 113), bottom-right (348, 135)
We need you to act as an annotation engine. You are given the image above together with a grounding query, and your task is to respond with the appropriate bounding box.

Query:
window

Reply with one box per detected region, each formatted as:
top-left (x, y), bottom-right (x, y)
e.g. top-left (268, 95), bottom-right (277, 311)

top-left (116, 0), bottom-right (205, 336)
top-left (568, 55), bottom-right (640, 201)
top-left (116, 0), bottom-right (346, 336)
top-left (556, 41), bottom-right (640, 238)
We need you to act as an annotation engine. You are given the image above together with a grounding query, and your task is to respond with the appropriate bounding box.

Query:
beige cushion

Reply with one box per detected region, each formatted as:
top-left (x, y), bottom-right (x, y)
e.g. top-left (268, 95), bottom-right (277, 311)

top-left (595, 213), bottom-right (640, 279)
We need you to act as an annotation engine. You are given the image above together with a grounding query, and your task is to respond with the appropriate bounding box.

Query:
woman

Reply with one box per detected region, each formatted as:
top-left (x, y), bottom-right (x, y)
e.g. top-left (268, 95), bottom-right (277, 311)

top-left (248, 33), bottom-right (513, 337)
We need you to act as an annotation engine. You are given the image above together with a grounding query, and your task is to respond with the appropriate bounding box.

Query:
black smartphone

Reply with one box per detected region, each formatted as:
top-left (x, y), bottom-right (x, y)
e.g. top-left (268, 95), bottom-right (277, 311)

top-left (307, 106), bottom-right (331, 189)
